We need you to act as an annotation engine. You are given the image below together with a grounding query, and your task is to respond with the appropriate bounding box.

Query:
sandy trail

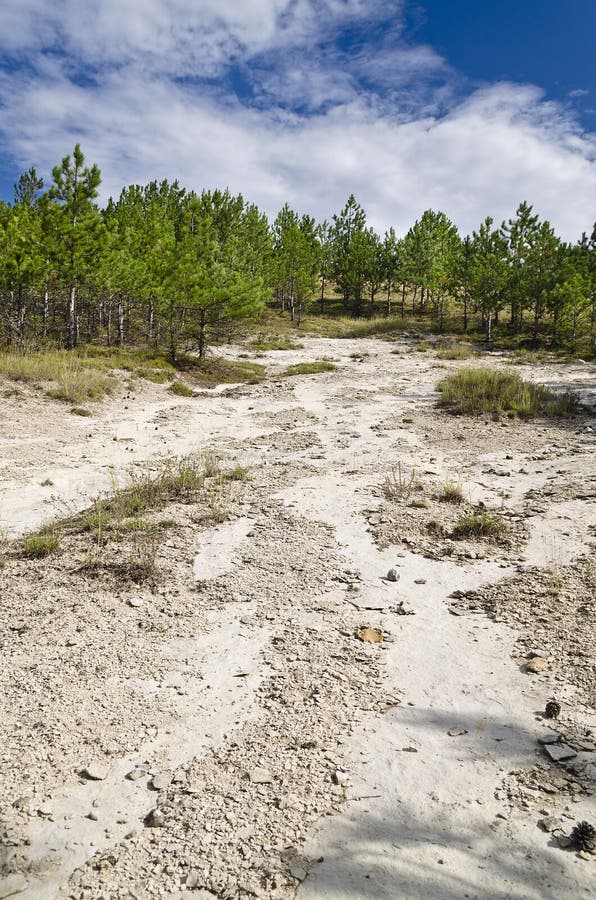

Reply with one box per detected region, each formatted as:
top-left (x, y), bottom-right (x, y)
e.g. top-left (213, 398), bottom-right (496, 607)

top-left (0, 336), bottom-right (594, 898)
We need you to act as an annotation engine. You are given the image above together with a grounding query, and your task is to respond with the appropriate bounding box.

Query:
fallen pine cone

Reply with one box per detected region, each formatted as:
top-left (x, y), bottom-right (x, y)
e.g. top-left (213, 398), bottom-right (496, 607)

top-left (570, 821), bottom-right (595, 852)
top-left (545, 699), bottom-right (561, 719)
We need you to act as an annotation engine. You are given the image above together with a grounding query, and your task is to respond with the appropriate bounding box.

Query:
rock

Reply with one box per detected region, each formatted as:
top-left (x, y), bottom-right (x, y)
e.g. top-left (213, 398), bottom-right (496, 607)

top-left (537, 782), bottom-right (559, 794)
top-left (86, 811), bottom-right (99, 821)
top-left (332, 770), bottom-right (349, 786)
top-left (0, 874), bottom-right (28, 898)
top-left (395, 602), bottom-right (415, 616)
top-left (186, 869), bottom-right (202, 889)
top-left (525, 657), bottom-right (549, 674)
top-left (150, 773), bottom-right (172, 791)
top-left (538, 731), bottom-right (562, 745)
top-left (544, 744), bottom-right (577, 763)
top-left (447, 727), bottom-right (468, 737)
top-left (414, 578), bottom-right (427, 584)
top-left (527, 649), bottom-right (549, 659)
top-left (248, 768), bottom-right (274, 785)
top-left (125, 767), bottom-right (148, 781)
top-left (386, 568), bottom-right (400, 582)
top-left (356, 626), bottom-right (384, 643)
top-left (145, 808), bottom-right (166, 827)
top-left (538, 816), bottom-right (560, 832)
top-left (128, 597), bottom-right (143, 608)
top-left (81, 763), bottom-right (109, 781)
top-left (289, 865), bottom-right (308, 881)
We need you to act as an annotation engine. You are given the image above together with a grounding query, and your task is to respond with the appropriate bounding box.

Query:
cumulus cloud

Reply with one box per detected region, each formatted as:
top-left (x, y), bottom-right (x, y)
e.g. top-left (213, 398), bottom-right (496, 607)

top-left (0, 0), bottom-right (594, 240)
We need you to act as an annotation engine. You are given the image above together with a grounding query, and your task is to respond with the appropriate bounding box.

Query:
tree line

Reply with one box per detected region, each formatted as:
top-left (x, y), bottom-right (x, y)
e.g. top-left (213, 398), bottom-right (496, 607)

top-left (1, 145), bottom-right (595, 358)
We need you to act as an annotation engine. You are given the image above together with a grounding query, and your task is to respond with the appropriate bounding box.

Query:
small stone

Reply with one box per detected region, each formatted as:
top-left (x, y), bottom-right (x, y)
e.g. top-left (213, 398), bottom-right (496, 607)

top-left (386, 568), bottom-right (400, 582)
top-left (538, 816), bottom-right (560, 832)
top-left (332, 770), bottom-right (349, 786)
top-left (538, 731), bottom-right (562, 745)
top-left (538, 782), bottom-right (559, 794)
top-left (544, 744), bottom-right (577, 763)
top-left (186, 869), bottom-right (202, 889)
top-left (447, 727), bottom-right (468, 737)
top-left (289, 865), bottom-right (308, 881)
top-left (125, 767), bottom-right (148, 781)
top-left (414, 578), bottom-right (427, 585)
top-left (86, 811), bottom-right (99, 821)
top-left (525, 657), bottom-right (549, 674)
top-left (128, 598), bottom-right (144, 608)
top-left (150, 773), bottom-right (171, 791)
top-left (0, 874), bottom-right (28, 898)
top-left (248, 768), bottom-right (274, 785)
top-left (145, 808), bottom-right (166, 827)
top-left (81, 763), bottom-right (109, 781)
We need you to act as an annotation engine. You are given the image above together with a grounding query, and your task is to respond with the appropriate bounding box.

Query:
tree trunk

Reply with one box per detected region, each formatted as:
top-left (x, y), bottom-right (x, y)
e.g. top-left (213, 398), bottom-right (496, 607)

top-left (198, 307), bottom-right (207, 360)
top-left (66, 283), bottom-right (77, 349)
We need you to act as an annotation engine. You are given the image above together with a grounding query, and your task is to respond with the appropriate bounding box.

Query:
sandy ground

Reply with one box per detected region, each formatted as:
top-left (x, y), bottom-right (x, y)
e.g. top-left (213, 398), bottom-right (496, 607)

top-left (0, 336), bottom-right (594, 899)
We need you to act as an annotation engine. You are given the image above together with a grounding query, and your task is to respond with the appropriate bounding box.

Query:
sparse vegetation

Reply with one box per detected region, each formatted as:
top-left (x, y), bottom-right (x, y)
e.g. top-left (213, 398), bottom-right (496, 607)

top-left (248, 336), bottom-right (304, 351)
top-left (437, 367), bottom-right (580, 417)
top-left (70, 406), bottom-right (92, 416)
top-left (282, 361), bottom-right (337, 376)
top-left (451, 511), bottom-right (504, 539)
top-left (440, 479), bottom-right (464, 504)
top-left (0, 350), bottom-right (117, 402)
top-left (22, 530), bottom-right (62, 558)
top-left (436, 342), bottom-right (474, 360)
top-left (168, 380), bottom-right (194, 397)
top-left (382, 463), bottom-right (421, 502)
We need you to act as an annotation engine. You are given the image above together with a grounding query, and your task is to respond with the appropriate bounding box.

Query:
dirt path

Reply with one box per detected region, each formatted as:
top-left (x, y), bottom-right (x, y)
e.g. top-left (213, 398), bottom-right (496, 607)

top-left (1, 337), bottom-right (594, 898)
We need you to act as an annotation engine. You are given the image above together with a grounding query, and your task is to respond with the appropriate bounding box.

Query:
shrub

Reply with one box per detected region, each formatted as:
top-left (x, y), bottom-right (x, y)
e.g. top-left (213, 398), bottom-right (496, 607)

top-left (440, 480), bottom-right (464, 504)
top-left (436, 367), bottom-right (579, 417)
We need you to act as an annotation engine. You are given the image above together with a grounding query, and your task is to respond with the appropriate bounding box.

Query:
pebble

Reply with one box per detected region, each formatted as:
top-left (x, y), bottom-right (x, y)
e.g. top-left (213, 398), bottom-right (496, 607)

top-left (128, 598), bottom-right (144, 608)
top-left (125, 767), bottom-right (148, 781)
top-left (332, 770), bottom-right (349, 786)
top-left (248, 768), bottom-right (274, 785)
top-left (414, 578), bottom-right (427, 585)
top-left (150, 773), bottom-right (172, 791)
top-left (81, 763), bottom-right (109, 781)
top-left (525, 657), bottom-right (549, 674)
top-left (538, 731), bottom-right (562, 745)
top-left (386, 568), bottom-right (400, 582)
top-left (538, 816), bottom-right (560, 832)
top-left (145, 808), bottom-right (166, 827)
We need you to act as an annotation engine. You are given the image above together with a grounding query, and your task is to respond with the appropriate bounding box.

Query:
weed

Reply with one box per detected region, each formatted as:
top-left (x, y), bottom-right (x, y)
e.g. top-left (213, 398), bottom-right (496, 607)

top-left (168, 380), bottom-right (194, 397)
top-left (382, 463), bottom-right (419, 502)
top-left (451, 512), bottom-right (504, 539)
top-left (249, 336), bottom-right (304, 351)
top-left (22, 530), bottom-right (62, 558)
top-left (282, 361), bottom-right (337, 376)
top-left (437, 368), bottom-right (579, 417)
top-left (70, 407), bottom-right (92, 416)
top-left (221, 464), bottom-right (250, 482)
top-left (440, 479), bottom-right (464, 504)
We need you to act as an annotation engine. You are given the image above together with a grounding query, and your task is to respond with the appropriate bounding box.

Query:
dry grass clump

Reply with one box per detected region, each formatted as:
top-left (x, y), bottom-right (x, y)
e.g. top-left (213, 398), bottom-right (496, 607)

top-left (436, 342), bottom-right (474, 360)
top-left (437, 367), bottom-right (579, 417)
top-left (382, 463), bottom-right (422, 502)
top-left (0, 350), bottom-right (117, 402)
top-left (440, 479), bottom-right (464, 504)
top-left (248, 336), bottom-right (304, 351)
top-left (282, 361), bottom-right (337, 376)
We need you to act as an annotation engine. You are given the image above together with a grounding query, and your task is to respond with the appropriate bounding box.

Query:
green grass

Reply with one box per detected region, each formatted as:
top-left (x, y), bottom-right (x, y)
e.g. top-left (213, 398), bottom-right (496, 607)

top-left (436, 342), bottom-right (474, 360)
top-left (282, 361), bottom-right (337, 376)
top-left (436, 367), bottom-right (579, 417)
top-left (0, 350), bottom-right (117, 402)
top-left (181, 358), bottom-right (266, 386)
top-left (168, 380), bottom-right (194, 397)
top-left (451, 512), bottom-right (504, 540)
top-left (70, 406), bottom-right (92, 416)
top-left (22, 531), bottom-right (62, 558)
top-left (248, 336), bottom-right (304, 351)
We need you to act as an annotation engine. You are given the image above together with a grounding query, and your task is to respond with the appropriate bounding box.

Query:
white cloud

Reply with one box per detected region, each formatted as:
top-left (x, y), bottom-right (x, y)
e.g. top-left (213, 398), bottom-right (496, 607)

top-left (0, 1), bottom-right (594, 240)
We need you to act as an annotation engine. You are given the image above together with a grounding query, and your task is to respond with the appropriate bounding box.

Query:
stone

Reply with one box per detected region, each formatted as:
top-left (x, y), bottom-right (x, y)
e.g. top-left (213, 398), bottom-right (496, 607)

top-left (186, 869), bottom-right (202, 889)
top-left (81, 763), bottom-right (109, 781)
top-left (0, 874), bottom-right (28, 898)
top-left (332, 770), bottom-right (349, 786)
top-left (386, 568), bottom-right (400, 582)
top-left (538, 731), bottom-right (562, 745)
top-left (150, 773), bottom-right (171, 791)
top-left (289, 865), bottom-right (308, 881)
top-left (125, 767), bottom-right (148, 781)
top-left (86, 811), bottom-right (99, 821)
top-left (414, 578), bottom-right (427, 585)
top-left (128, 598), bottom-right (144, 608)
top-left (248, 768), bottom-right (274, 785)
top-left (525, 657), bottom-right (549, 674)
top-left (145, 808), bottom-right (166, 827)
top-left (538, 816), bottom-right (560, 832)
top-left (544, 744), bottom-right (577, 763)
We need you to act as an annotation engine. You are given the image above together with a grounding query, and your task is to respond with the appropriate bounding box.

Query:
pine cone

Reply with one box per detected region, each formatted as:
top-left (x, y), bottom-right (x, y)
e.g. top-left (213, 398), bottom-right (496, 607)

top-left (570, 821), bottom-right (595, 852)
top-left (544, 699), bottom-right (561, 719)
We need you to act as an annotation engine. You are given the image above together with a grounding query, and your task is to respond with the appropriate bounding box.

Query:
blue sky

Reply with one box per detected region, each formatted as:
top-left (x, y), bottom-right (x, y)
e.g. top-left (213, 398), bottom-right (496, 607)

top-left (0, 0), bottom-right (594, 239)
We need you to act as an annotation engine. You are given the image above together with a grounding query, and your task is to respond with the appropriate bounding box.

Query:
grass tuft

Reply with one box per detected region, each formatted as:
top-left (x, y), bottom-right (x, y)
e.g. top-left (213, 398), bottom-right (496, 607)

top-left (22, 531), bottom-right (62, 558)
top-left (168, 380), bottom-right (194, 397)
top-left (282, 361), bottom-right (337, 376)
top-left (437, 367), bottom-right (579, 417)
top-left (451, 512), bottom-right (503, 539)
top-left (440, 480), bottom-right (464, 504)
top-left (70, 407), bottom-right (92, 416)
top-left (436, 342), bottom-right (474, 360)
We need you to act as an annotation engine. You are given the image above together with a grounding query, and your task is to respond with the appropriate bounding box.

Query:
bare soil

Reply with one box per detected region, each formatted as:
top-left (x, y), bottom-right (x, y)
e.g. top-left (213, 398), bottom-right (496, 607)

top-left (0, 336), bottom-right (594, 899)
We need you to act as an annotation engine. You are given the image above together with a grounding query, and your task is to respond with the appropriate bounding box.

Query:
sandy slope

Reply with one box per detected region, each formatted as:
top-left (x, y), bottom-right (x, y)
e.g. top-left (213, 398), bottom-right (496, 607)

top-left (0, 336), bottom-right (594, 899)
